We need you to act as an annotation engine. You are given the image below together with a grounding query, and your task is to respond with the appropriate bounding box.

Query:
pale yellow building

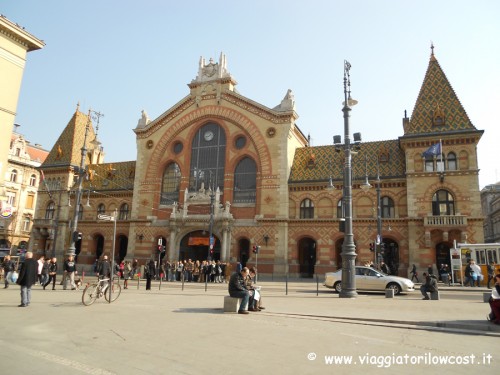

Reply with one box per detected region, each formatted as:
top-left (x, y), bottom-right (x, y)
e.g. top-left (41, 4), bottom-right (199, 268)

top-left (0, 15), bottom-right (44, 222)
top-left (0, 131), bottom-right (48, 252)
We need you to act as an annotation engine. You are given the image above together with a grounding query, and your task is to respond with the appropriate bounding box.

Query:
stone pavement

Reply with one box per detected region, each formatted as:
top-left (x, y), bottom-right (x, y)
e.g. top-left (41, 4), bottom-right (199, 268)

top-left (0, 278), bottom-right (498, 375)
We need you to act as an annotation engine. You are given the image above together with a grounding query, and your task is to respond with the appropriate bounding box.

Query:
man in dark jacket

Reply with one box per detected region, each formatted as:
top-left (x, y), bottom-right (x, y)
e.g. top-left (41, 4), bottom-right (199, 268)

top-left (420, 272), bottom-right (438, 300)
top-left (228, 267), bottom-right (250, 314)
top-left (16, 251), bottom-right (38, 307)
top-left (97, 255), bottom-right (111, 280)
top-left (63, 255), bottom-right (77, 290)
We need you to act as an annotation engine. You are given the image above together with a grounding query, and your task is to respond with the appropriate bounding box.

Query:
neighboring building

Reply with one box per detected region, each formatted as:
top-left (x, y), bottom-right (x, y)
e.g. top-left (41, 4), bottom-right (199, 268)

top-left (0, 131), bottom-right (49, 252)
top-left (481, 182), bottom-right (500, 243)
top-left (31, 48), bottom-right (484, 277)
top-left (0, 15), bottom-right (44, 206)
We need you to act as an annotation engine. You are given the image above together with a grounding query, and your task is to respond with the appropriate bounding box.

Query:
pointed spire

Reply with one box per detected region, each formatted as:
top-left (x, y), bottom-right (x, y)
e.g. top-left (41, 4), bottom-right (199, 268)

top-left (430, 42), bottom-right (436, 61)
top-left (404, 47), bottom-right (475, 135)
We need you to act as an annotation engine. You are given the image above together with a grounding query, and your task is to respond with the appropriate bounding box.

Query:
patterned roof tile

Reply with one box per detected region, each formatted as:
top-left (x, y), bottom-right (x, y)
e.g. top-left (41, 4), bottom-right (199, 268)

top-left (405, 51), bottom-right (476, 135)
top-left (289, 140), bottom-right (405, 184)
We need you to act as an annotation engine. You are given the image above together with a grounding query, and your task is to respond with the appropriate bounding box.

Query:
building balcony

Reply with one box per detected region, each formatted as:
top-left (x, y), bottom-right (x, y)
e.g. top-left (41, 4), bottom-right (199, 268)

top-left (423, 215), bottom-right (467, 227)
top-left (33, 218), bottom-right (55, 231)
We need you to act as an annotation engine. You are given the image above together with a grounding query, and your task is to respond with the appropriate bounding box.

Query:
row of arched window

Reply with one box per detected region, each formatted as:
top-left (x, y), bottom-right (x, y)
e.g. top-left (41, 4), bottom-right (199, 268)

top-left (298, 196), bottom-right (396, 219)
top-left (9, 169), bottom-right (37, 186)
top-left (297, 189), bottom-right (455, 219)
top-left (45, 202), bottom-right (130, 220)
top-left (424, 152), bottom-right (457, 172)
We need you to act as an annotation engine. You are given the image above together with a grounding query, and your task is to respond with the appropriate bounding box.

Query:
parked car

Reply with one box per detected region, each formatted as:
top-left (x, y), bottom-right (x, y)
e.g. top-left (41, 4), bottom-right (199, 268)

top-left (324, 266), bottom-right (415, 295)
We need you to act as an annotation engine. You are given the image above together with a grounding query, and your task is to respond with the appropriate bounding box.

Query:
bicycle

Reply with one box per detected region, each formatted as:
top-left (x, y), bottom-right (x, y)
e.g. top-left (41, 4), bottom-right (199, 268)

top-left (82, 277), bottom-right (121, 306)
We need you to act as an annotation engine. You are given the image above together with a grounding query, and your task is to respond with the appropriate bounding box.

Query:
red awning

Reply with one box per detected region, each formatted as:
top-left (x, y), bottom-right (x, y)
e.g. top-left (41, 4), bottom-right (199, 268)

top-left (188, 237), bottom-right (210, 246)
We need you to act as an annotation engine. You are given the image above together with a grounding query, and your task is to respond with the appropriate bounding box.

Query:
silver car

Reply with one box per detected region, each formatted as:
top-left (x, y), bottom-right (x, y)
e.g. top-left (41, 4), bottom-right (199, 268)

top-left (324, 266), bottom-right (415, 295)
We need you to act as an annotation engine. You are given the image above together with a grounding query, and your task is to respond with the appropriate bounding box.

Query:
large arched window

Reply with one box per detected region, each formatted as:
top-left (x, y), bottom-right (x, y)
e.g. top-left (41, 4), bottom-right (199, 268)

top-left (432, 189), bottom-right (455, 216)
top-left (119, 203), bottom-right (129, 220)
top-left (161, 162), bottom-right (181, 204)
top-left (446, 152), bottom-right (457, 171)
top-left (381, 196), bottom-right (395, 218)
top-left (233, 157), bottom-right (257, 204)
top-left (45, 202), bottom-right (55, 219)
top-left (189, 123), bottom-right (226, 192)
top-left (300, 198), bottom-right (314, 219)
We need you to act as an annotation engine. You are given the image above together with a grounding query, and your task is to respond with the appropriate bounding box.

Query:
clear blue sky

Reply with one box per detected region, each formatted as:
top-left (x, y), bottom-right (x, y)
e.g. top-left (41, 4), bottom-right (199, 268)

top-left (3, 0), bottom-right (499, 188)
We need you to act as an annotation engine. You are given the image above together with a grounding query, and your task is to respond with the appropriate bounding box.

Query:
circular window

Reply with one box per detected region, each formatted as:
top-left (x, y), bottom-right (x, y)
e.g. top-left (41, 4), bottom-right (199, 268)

top-left (173, 141), bottom-right (183, 154)
top-left (235, 136), bottom-right (246, 149)
top-left (146, 140), bottom-right (154, 149)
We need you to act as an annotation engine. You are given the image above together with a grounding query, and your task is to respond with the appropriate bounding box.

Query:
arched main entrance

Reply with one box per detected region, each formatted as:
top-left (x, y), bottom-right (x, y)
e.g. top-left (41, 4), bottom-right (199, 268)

top-left (180, 230), bottom-right (220, 261)
top-left (298, 237), bottom-right (316, 278)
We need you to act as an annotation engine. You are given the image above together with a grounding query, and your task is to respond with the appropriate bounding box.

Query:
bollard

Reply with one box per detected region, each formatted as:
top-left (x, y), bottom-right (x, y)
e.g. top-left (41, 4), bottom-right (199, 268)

top-left (159, 273), bottom-right (163, 290)
top-left (182, 273), bottom-right (185, 291)
top-left (137, 273), bottom-right (141, 289)
top-left (82, 271), bottom-right (85, 283)
top-left (316, 273), bottom-right (319, 296)
top-left (205, 276), bottom-right (208, 292)
top-left (286, 273), bottom-right (288, 295)
top-left (385, 288), bottom-right (395, 298)
top-left (483, 292), bottom-right (491, 303)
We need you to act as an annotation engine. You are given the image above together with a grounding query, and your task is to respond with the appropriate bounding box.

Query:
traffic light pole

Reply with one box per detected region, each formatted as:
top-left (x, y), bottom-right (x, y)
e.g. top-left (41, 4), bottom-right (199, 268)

top-left (67, 111), bottom-right (91, 257)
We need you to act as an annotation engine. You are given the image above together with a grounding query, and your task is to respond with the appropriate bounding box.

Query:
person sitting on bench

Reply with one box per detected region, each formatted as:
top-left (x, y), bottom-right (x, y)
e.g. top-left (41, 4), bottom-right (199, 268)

top-left (420, 272), bottom-right (438, 300)
top-left (228, 267), bottom-right (250, 315)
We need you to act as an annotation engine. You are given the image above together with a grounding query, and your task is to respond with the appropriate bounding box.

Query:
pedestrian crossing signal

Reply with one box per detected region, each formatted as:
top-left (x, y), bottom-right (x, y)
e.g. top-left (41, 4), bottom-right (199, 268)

top-left (369, 243), bottom-right (374, 252)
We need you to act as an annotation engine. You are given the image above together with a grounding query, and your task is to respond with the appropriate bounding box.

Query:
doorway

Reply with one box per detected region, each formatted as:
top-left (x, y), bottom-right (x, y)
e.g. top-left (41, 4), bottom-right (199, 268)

top-left (298, 237), bottom-right (316, 278)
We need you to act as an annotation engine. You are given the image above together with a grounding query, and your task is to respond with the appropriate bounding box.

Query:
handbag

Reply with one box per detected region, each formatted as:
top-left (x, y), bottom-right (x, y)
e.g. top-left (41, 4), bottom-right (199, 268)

top-left (7, 271), bottom-right (18, 284)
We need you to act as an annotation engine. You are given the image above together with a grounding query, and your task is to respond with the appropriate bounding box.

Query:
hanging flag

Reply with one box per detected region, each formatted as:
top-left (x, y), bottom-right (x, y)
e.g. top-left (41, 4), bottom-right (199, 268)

top-left (40, 170), bottom-right (52, 198)
top-left (422, 142), bottom-right (442, 157)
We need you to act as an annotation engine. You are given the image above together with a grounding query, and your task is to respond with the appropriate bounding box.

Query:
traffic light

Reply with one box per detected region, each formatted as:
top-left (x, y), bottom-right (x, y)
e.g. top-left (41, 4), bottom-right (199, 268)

top-left (369, 242), bottom-right (374, 252)
top-left (73, 231), bottom-right (82, 242)
top-left (253, 245), bottom-right (260, 254)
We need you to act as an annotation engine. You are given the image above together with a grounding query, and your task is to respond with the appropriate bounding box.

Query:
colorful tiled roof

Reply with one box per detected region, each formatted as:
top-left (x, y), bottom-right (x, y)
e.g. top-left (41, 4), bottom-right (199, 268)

top-left (404, 50), bottom-right (476, 135)
top-left (289, 140), bottom-right (405, 184)
top-left (42, 109), bottom-right (96, 168)
top-left (84, 161), bottom-right (136, 191)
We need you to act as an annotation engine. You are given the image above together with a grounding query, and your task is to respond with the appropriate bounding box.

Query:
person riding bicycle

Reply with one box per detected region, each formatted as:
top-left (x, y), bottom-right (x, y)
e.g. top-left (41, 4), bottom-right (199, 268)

top-left (97, 255), bottom-right (111, 283)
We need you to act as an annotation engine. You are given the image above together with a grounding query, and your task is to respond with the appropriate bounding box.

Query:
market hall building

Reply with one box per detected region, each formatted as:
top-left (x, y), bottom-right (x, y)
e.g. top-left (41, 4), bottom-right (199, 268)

top-left (30, 49), bottom-right (484, 277)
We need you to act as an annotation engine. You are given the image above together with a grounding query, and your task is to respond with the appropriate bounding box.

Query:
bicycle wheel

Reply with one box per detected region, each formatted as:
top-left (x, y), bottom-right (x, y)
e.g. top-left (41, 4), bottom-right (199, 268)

top-left (104, 280), bottom-right (121, 302)
top-left (82, 284), bottom-right (99, 306)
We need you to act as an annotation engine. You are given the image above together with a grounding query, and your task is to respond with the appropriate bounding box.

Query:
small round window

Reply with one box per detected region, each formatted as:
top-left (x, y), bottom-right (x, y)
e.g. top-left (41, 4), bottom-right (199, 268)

top-left (235, 136), bottom-right (246, 150)
top-left (173, 142), bottom-right (183, 154)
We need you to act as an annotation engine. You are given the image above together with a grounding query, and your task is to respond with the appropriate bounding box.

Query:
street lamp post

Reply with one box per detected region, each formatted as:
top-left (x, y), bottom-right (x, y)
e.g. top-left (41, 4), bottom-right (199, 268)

top-left (67, 110), bottom-right (92, 257)
top-left (361, 157), bottom-right (382, 265)
top-left (50, 182), bottom-right (63, 259)
top-left (375, 170), bottom-right (382, 265)
top-left (338, 60), bottom-right (359, 298)
top-left (207, 171), bottom-right (215, 261)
